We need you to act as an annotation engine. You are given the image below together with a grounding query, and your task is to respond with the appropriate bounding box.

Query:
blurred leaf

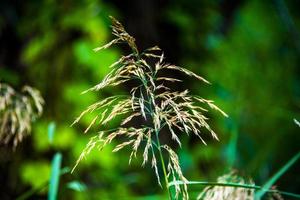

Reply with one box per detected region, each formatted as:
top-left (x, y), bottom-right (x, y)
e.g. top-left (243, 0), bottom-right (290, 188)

top-left (224, 118), bottom-right (238, 168)
top-left (294, 118), bottom-right (300, 127)
top-left (0, 68), bottom-right (20, 84)
top-left (73, 40), bottom-right (120, 80)
top-left (22, 32), bottom-right (55, 63)
top-left (48, 153), bottom-right (62, 200)
top-left (17, 166), bottom-right (70, 200)
top-left (66, 181), bottom-right (87, 192)
top-left (255, 151), bottom-right (300, 199)
top-left (133, 195), bottom-right (163, 200)
top-left (20, 161), bottom-right (51, 190)
top-left (33, 122), bottom-right (76, 151)
top-left (60, 167), bottom-right (71, 175)
top-left (32, 122), bottom-right (51, 152)
top-left (60, 7), bottom-right (109, 42)
top-left (179, 148), bottom-right (193, 171)
top-left (52, 126), bottom-right (76, 149)
top-left (63, 82), bottom-right (98, 117)
top-left (48, 122), bottom-right (56, 144)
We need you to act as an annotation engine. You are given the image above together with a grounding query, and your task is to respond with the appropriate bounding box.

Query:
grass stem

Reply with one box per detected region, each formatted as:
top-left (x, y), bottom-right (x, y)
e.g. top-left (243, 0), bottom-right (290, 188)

top-left (155, 130), bottom-right (173, 200)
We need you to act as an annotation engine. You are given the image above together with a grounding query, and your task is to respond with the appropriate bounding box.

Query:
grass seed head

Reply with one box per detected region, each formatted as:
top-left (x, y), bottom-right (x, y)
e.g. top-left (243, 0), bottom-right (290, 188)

top-left (0, 83), bottom-right (44, 149)
top-left (72, 17), bottom-right (227, 199)
top-left (197, 171), bottom-right (255, 200)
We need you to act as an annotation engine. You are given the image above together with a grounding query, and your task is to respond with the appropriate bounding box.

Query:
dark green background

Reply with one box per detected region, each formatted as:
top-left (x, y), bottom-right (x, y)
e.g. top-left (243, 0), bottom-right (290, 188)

top-left (0, 0), bottom-right (299, 199)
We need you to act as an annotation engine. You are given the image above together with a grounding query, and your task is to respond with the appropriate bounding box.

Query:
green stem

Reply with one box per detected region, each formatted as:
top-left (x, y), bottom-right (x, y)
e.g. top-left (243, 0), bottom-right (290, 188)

top-left (140, 61), bottom-right (171, 199)
top-left (155, 130), bottom-right (173, 200)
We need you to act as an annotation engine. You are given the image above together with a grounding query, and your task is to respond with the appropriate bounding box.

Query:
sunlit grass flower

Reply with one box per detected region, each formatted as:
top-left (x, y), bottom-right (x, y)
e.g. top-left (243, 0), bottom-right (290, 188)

top-left (72, 16), bottom-right (227, 199)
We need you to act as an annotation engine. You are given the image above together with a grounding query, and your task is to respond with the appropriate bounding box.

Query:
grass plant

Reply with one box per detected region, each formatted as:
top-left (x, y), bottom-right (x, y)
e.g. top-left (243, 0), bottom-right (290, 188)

top-left (72, 17), bottom-right (227, 200)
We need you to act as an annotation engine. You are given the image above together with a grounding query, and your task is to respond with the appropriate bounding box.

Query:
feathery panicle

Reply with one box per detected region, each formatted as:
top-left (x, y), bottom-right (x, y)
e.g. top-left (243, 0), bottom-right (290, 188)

top-left (0, 83), bottom-right (44, 149)
top-left (197, 172), bottom-right (255, 200)
top-left (72, 17), bottom-right (227, 199)
top-left (93, 16), bottom-right (138, 54)
top-left (197, 171), bottom-right (284, 200)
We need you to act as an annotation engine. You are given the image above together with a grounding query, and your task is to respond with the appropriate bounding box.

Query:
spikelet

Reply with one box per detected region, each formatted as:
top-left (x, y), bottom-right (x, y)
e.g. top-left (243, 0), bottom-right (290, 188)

top-left (113, 139), bottom-right (135, 152)
top-left (161, 64), bottom-right (210, 84)
top-left (142, 131), bottom-right (152, 166)
top-left (151, 150), bottom-right (162, 187)
top-left (121, 112), bottom-right (141, 125)
top-left (129, 130), bottom-right (144, 163)
top-left (194, 97), bottom-right (228, 117)
top-left (163, 145), bottom-right (189, 199)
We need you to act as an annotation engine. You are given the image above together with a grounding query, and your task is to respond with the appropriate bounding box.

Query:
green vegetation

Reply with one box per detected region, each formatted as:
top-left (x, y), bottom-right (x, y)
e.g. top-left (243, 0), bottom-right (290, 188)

top-left (0, 0), bottom-right (300, 199)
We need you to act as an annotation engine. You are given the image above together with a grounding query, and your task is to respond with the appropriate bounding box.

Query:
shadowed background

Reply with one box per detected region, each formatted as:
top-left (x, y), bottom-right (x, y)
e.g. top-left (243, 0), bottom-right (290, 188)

top-left (0, 0), bottom-right (300, 199)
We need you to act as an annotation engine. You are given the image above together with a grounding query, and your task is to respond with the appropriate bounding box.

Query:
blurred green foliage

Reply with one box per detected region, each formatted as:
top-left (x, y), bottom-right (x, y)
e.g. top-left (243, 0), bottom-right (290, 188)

top-left (21, 161), bottom-right (51, 192)
top-left (0, 0), bottom-right (299, 199)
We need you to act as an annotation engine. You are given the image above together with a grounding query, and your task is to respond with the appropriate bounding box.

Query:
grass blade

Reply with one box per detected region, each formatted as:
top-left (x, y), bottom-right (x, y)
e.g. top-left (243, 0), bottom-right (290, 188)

top-left (67, 181), bottom-right (87, 192)
top-left (47, 122), bottom-right (56, 144)
top-left (294, 118), bottom-right (300, 127)
top-left (48, 153), bottom-right (62, 200)
top-left (255, 151), bottom-right (300, 199)
top-left (225, 118), bottom-right (238, 167)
